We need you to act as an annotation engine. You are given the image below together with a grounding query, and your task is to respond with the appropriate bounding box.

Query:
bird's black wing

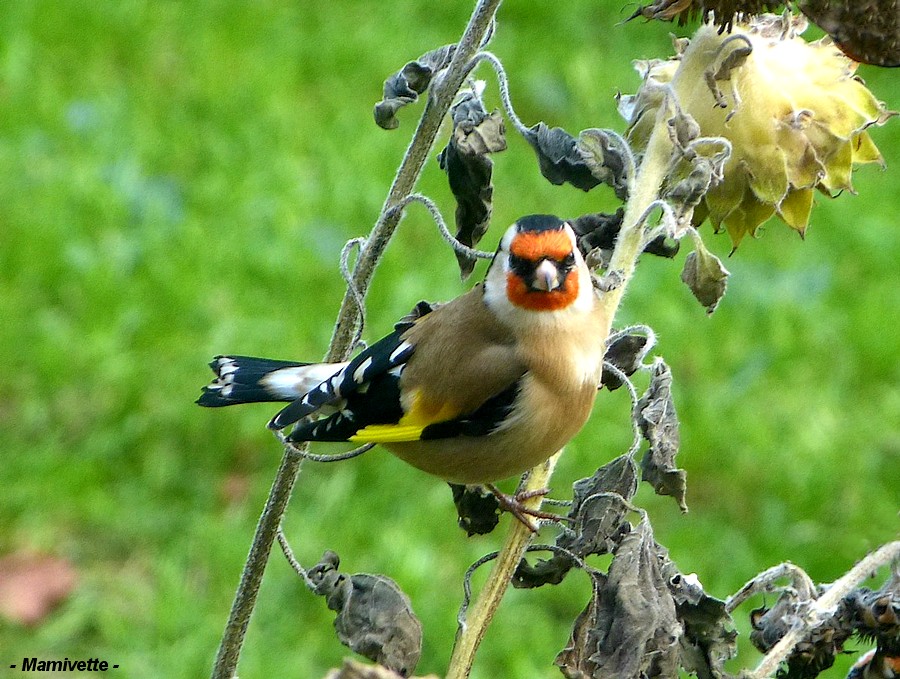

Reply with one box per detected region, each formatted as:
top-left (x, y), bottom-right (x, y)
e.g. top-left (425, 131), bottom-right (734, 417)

top-left (268, 326), bottom-right (415, 431)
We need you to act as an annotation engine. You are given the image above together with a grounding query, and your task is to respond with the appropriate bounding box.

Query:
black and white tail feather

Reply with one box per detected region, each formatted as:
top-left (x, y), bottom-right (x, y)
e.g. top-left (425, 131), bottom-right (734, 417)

top-left (198, 302), bottom-right (435, 437)
top-left (197, 356), bottom-right (343, 408)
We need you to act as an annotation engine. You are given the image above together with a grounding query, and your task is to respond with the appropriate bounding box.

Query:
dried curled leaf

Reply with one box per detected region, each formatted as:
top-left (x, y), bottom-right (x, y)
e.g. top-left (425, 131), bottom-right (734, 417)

top-left (449, 483), bottom-right (500, 536)
top-left (514, 456), bottom-right (638, 589)
top-left (557, 518), bottom-right (737, 679)
top-left (554, 570), bottom-right (610, 675)
top-left (637, 360), bottom-right (688, 511)
top-left (681, 240), bottom-right (730, 314)
top-left (578, 129), bottom-right (630, 200)
top-left (374, 45), bottom-right (456, 130)
top-left (667, 570), bottom-right (737, 679)
top-left (308, 551), bottom-right (422, 677)
top-left (570, 210), bottom-right (625, 257)
top-left (565, 455), bottom-right (639, 557)
top-left (512, 552), bottom-right (575, 589)
top-left (662, 112), bottom-right (730, 236)
top-left (524, 124), bottom-right (628, 195)
top-left (556, 519), bottom-right (682, 679)
top-left (437, 90), bottom-right (507, 278)
top-left (570, 210), bottom-right (679, 267)
top-left (602, 332), bottom-right (650, 391)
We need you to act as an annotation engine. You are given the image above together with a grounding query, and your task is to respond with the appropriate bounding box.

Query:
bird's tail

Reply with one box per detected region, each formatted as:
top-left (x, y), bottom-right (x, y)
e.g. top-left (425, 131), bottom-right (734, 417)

top-left (196, 355), bottom-right (344, 407)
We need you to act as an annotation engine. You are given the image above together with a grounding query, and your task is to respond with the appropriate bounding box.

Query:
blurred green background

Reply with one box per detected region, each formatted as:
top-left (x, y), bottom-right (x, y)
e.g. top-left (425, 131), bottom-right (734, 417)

top-left (1, 1), bottom-right (897, 677)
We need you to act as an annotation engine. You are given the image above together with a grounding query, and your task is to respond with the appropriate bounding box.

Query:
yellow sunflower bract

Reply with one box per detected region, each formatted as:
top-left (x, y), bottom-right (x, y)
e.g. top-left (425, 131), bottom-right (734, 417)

top-left (625, 14), bottom-right (894, 248)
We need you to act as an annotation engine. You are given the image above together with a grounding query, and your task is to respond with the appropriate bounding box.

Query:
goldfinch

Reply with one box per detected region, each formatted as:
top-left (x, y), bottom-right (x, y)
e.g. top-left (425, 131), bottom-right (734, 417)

top-left (198, 214), bottom-right (608, 486)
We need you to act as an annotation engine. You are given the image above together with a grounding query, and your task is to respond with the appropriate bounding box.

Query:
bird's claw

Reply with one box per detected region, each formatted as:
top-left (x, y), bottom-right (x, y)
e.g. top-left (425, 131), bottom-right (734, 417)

top-left (486, 484), bottom-right (560, 533)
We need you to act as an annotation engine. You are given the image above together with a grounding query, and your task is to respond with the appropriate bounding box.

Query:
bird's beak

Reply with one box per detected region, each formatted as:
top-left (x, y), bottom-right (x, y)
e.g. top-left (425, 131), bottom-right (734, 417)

top-left (531, 259), bottom-right (561, 292)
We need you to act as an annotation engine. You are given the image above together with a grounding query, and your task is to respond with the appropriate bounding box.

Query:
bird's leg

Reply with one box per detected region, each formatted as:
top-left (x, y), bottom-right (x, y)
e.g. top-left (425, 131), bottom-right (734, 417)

top-left (486, 484), bottom-right (559, 533)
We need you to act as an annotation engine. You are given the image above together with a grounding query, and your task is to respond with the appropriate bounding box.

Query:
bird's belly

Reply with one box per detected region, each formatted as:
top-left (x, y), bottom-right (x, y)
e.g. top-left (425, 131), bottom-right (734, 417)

top-left (384, 385), bottom-right (597, 484)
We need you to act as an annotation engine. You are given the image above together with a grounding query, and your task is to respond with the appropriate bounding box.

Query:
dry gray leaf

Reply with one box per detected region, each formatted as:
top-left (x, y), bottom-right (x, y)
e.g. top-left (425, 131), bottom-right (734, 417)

top-left (569, 210), bottom-right (625, 257)
top-left (514, 456), bottom-right (639, 589)
top-left (570, 210), bottom-right (678, 265)
top-left (374, 45), bottom-right (456, 130)
top-left (449, 483), bottom-right (500, 536)
top-left (578, 129), bottom-right (629, 200)
top-left (308, 551), bottom-right (422, 677)
top-left (637, 360), bottom-right (687, 512)
top-left (437, 91), bottom-right (506, 278)
top-left (524, 123), bottom-right (627, 195)
top-left (557, 519), bottom-right (737, 678)
top-left (555, 570), bottom-right (608, 676)
top-left (556, 519), bottom-right (682, 679)
top-left (666, 568), bottom-right (737, 679)
top-left (602, 333), bottom-right (650, 391)
top-left (564, 455), bottom-right (639, 557)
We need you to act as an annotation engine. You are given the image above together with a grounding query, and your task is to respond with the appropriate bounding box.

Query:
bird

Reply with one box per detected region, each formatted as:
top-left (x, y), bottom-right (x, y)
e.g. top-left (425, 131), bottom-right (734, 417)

top-left (198, 214), bottom-right (609, 524)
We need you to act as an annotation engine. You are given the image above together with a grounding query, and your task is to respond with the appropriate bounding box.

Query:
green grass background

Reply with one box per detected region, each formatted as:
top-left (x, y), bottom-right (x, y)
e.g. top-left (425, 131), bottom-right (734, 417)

top-left (1, 1), bottom-right (897, 677)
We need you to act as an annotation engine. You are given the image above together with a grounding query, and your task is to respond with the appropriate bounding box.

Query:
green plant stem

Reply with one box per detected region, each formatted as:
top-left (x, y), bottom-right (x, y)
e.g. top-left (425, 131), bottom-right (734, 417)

top-left (598, 108), bottom-right (673, 330)
top-left (209, 2), bottom-right (502, 677)
top-left (210, 449), bottom-right (306, 678)
top-left (445, 105), bottom-right (675, 679)
top-left (446, 453), bottom-right (561, 679)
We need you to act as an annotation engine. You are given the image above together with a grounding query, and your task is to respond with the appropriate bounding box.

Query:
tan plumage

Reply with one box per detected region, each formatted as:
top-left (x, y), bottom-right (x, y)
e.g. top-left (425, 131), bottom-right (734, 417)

top-left (198, 214), bottom-right (608, 486)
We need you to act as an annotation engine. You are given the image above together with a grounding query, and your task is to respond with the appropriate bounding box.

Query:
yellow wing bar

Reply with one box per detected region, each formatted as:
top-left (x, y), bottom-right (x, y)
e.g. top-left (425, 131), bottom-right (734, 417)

top-left (348, 390), bottom-right (460, 443)
top-left (349, 424), bottom-right (425, 443)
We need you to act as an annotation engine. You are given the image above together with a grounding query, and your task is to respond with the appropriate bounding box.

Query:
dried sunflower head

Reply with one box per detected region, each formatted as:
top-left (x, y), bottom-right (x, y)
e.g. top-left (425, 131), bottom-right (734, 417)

top-left (623, 13), bottom-right (895, 249)
top-left (628, 0), bottom-right (789, 30)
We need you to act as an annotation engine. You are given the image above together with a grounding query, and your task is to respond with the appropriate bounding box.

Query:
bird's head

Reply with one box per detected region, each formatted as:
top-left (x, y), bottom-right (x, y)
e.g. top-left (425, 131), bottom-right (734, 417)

top-left (485, 214), bottom-right (593, 317)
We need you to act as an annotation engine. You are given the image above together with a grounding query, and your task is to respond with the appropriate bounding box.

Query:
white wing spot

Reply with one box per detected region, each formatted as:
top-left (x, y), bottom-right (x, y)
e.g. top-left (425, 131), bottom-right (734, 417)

top-left (353, 357), bottom-right (373, 384)
top-left (389, 341), bottom-right (412, 362)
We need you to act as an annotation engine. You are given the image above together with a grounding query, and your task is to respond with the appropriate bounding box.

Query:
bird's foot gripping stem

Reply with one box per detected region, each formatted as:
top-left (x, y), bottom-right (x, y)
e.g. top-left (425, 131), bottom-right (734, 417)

top-left (486, 484), bottom-right (559, 533)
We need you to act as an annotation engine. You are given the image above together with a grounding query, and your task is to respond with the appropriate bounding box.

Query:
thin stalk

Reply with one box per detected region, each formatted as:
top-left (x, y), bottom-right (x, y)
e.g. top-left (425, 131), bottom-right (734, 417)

top-left (210, 2), bottom-right (502, 677)
top-left (210, 448), bottom-right (307, 678)
top-left (445, 102), bottom-right (676, 679)
top-left (747, 541), bottom-right (900, 679)
top-left (446, 452), bottom-right (561, 679)
top-left (598, 104), bottom-right (674, 333)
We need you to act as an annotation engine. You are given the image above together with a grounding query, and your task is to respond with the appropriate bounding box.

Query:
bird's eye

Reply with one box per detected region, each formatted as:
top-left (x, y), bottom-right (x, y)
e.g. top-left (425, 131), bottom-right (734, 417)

top-left (560, 252), bottom-right (576, 268)
top-left (507, 254), bottom-right (532, 277)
